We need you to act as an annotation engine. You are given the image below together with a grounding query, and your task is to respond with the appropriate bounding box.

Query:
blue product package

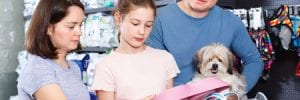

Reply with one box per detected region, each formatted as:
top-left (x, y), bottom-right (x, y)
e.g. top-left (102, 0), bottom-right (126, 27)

top-left (90, 92), bottom-right (97, 100)
top-left (73, 54), bottom-right (90, 71)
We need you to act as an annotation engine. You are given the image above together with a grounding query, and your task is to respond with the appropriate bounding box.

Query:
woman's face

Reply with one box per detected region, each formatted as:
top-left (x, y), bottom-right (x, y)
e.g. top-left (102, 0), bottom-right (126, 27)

top-left (47, 5), bottom-right (84, 52)
top-left (118, 7), bottom-right (155, 49)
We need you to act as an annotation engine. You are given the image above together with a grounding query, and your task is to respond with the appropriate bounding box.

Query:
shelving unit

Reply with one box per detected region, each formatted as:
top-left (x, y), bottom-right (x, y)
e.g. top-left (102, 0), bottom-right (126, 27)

top-left (24, 7), bottom-right (115, 20)
top-left (24, 0), bottom-right (176, 53)
top-left (24, 0), bottom-right (175, 20)
top-left (78, 47), bottom-right (113, 53)
top-left (85, 6), bottom-right (115, 14)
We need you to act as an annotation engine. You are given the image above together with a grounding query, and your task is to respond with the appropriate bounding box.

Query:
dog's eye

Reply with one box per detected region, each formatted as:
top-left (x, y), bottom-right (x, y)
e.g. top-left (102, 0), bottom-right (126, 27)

top-left (219, 59), bottom-right (222, 62)
top-left (209, 58), bottom-right (212, 62)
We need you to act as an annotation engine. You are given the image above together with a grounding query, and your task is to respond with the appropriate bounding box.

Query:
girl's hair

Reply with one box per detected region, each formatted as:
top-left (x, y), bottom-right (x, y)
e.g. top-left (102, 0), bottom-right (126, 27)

top-left (25, 0), bottom-right (84, 59)
top-left (115, 0), bottom-right (156, 42)
top-left (116, 0), bottom-right (156, 17)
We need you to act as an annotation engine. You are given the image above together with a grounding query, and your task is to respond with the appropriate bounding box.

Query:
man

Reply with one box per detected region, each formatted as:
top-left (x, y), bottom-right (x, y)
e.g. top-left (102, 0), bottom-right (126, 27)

top-left (146, 0), bottom-right (264, 92)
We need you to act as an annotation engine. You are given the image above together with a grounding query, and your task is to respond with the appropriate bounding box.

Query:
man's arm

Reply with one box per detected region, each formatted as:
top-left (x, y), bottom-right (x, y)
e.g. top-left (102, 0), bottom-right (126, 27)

top-left (231, 18), bottom-right (264, 92)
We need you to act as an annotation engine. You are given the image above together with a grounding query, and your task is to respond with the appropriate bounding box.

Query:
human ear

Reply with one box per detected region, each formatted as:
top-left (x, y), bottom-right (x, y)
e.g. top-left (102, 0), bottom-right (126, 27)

top-left (47, 24), bottom-right (54, 36)
top-left (114, 11), bottom-right (121, 26)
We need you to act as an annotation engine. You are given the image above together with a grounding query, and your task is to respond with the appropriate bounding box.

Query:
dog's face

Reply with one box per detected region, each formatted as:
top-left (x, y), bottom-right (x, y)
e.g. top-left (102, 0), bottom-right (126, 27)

top-left (194, 43), bottom-right (235, 77)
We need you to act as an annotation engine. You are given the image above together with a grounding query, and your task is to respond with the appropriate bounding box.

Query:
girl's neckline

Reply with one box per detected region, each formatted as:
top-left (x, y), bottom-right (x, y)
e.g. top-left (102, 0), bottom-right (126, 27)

top-left (113, 46), bottom-right (148, 55)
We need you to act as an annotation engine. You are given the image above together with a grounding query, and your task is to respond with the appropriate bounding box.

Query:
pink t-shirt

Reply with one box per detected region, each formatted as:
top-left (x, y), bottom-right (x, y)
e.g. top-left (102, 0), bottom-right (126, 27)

top-left (91, 46), bottom-right (180, 99)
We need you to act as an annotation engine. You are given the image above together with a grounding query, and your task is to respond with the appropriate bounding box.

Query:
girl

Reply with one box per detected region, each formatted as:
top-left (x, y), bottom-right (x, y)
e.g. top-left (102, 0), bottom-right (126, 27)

top-left (17, 0), bottom-right (90, 100)
top-left (91, 0), bottom-right (180, 99)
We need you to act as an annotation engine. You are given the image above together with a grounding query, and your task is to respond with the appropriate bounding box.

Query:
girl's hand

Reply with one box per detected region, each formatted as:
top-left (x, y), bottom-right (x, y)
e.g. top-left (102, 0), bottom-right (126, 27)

top-left (142, 94), bottom-right (155, 100)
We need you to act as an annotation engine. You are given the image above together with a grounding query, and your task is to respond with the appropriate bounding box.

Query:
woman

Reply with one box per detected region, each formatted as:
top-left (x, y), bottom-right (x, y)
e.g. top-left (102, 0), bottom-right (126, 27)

top-left (17, 0), bottom-right (90, 100)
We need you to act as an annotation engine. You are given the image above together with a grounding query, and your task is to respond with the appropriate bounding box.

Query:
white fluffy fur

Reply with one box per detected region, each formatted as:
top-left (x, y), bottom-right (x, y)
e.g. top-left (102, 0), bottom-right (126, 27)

top-left (191, 43), bottom-right (247, 99)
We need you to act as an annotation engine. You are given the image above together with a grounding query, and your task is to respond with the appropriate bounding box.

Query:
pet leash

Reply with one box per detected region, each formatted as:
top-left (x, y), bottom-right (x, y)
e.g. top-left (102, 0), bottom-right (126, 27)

top-left (154, 77), bottom-right (229, 100)
top-left (269, 5), bottom-right (294, 51)
top-left (258, 30), bottom-right (275, 80)
top-left (288, 16), bottom-right (300, 77)
top-left (248, 7), bottom-right (275, 80)
top-left (250, 29), bottom-right (275, 80)
top-left (290, 16), bottom-right (300, 48)
top-left (269, 5), bottom-right (292, 28)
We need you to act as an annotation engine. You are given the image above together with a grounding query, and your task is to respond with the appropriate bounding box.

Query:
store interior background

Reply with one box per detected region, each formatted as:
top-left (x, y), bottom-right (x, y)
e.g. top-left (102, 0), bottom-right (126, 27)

top-left (0, 0), bottom-right (300, 100)
top-left (217, 0), bottom-right (300, 100)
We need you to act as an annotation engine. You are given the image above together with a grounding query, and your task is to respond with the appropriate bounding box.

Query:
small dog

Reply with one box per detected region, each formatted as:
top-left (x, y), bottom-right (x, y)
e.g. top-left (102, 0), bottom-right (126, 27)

top-left (191, 43), bottom-right (247, 99)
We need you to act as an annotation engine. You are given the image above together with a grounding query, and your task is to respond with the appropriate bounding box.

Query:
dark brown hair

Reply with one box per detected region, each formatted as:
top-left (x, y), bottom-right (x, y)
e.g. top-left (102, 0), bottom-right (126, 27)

top-left (25, 0), bottom-right (84, 59)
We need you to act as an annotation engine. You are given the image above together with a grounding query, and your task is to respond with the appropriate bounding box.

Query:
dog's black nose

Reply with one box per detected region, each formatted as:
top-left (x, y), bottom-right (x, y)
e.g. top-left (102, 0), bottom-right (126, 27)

top-left (212, 64), bottom-right (218, 69)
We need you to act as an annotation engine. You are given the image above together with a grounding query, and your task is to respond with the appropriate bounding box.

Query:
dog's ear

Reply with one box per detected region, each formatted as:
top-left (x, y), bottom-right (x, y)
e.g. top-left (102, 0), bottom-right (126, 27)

top-left (194, 50), bottom-right (203, 74)
top-left (227, 52), bottom-right (236, 75)
top-left (227, 65), bottom-right (233, 75)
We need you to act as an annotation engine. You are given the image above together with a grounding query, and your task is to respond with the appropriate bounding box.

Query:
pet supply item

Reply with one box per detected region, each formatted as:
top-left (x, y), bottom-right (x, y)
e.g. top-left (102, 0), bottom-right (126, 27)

top-left (269, 5), bottom-right (293, 50)
top-left (154, 77), bottom-right (229, 100)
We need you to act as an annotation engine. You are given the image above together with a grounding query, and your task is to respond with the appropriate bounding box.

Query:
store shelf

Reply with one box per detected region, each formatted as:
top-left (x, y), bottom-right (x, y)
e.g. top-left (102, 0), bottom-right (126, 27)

top-left (78, 47), bottom-right (113, 53)
top-left (24, 0), bottom-right (175, 20)
top-left (24, 15), bottom-right (32, 20)
top-left (83, 0), bottom-right (176, 14)
top-left (85, 6), bottom-right (115, 14)
top-left (24, 7), bottom-right (115, 20)
top-left (24, 0), bottom-right (175, 53)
